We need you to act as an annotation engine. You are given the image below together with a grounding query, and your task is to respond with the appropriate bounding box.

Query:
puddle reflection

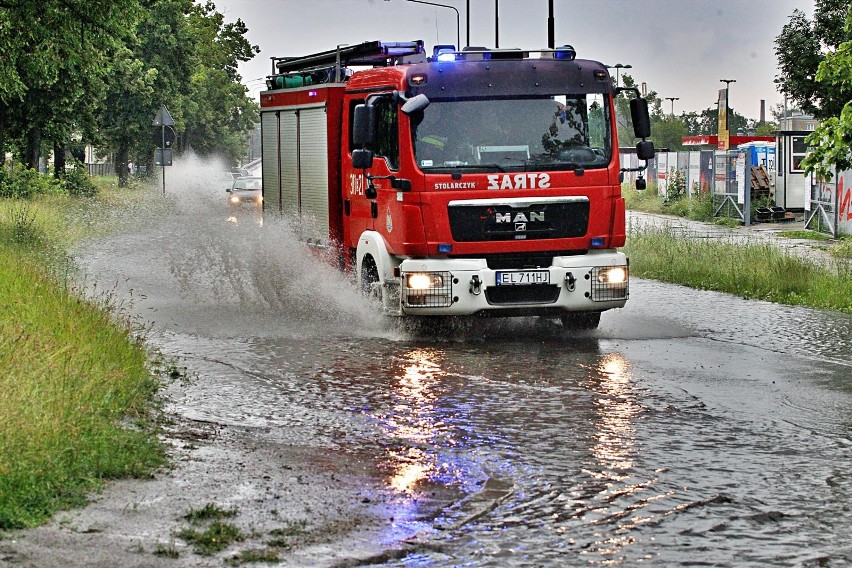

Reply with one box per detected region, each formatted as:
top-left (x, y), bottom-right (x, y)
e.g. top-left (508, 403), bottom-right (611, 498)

top-left (383, 348), bottom-right (445, 494)
top-left (590, 353), bottom-right (638, 473)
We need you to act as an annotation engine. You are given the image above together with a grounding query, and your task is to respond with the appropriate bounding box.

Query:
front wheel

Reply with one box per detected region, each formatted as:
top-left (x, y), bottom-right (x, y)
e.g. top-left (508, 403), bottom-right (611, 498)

top-left (560, 311), bottom-right (601, 331)
top-left (360, 257), bottom-right (382, 303)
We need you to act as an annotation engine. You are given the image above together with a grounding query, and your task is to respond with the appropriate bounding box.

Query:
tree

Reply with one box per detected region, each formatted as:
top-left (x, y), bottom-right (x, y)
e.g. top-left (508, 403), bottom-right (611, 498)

top-left (651, 117), bottom-right (687, 151)
top-left (0, 0), bottom-right (138, 171)
top-left (801, 9), bottom-right (852, 181)
top-left (176, 1), bottom-right (259, 162)
top-left (95, 0), bottom-right (259, 185)
top-left (775, 0), bottom-right (852, 119)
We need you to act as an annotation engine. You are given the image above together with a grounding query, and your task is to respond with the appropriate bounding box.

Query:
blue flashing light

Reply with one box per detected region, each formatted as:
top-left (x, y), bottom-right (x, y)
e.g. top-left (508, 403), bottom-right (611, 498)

top-left (438, 243), bottom-right (452, 253)
top-left (553, 44), bottom-right (576, 60)
top-left (432, 44), bottom-right (457, 62)
top-left (590, 237), bottom-right (605, 247)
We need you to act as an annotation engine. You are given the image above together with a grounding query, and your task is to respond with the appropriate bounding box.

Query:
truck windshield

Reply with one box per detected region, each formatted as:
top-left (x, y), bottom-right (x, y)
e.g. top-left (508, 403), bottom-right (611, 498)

top-left (411, 94), bottom-right (610, 173)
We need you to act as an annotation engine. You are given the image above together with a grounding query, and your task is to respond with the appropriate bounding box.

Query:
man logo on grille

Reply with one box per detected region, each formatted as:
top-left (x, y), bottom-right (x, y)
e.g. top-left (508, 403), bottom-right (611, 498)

top-left (495, 211), bottom-right (545, 223)
top-left (515, 222), bottom-right (527, 232)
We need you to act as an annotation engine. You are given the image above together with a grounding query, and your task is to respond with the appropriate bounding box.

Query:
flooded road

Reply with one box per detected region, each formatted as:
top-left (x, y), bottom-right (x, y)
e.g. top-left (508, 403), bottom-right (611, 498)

top-left (68, 172), bottom-right (852, 566)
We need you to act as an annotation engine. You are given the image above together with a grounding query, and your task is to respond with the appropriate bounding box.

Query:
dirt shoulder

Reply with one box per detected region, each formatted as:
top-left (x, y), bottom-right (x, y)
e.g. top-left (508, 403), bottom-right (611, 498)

top-left (0, 385), bottom-right (455, 567)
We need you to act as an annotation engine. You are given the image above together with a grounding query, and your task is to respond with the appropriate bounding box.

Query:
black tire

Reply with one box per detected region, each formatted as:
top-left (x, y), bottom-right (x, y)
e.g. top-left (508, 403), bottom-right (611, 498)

top-left (560, 311), bottom-right (601, 330)
top-left (360, 257), bottom-right (381, 300)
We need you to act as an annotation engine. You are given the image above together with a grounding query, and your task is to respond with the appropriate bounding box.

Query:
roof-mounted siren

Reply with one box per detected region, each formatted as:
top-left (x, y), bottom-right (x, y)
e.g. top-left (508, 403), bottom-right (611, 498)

top-left (544, 45), bottom-right (576, 60)
top-left (431, 44), bottom-right (457, 62)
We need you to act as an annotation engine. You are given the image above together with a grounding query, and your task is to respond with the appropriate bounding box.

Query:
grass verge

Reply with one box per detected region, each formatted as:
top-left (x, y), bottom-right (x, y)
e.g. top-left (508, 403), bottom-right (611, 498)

top-left (625, 226), bottom-right (852, 314)
top-left (623, 183), bottom-right (716, 222)
top-left (0, 179), bottom-right (168, 530)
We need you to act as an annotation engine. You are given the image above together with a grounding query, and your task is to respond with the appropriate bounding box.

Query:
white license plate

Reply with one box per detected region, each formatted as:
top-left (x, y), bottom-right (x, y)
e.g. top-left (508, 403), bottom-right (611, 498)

top-left (496, 270), bottom-right (550, 285)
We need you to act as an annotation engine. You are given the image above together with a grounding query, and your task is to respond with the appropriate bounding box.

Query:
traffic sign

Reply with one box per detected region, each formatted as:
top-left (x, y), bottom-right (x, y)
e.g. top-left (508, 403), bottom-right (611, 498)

top-left (152, 105), bottom-right (175, 126)
top-left (155, 148), bottom-right (173, 166)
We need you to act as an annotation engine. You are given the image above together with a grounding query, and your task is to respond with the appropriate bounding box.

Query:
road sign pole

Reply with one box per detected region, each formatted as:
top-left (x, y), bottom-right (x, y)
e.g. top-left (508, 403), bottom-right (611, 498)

top-left (152, 105), bottom-right (175, 196)
top-left (161, 125), bottom-right (166, 195)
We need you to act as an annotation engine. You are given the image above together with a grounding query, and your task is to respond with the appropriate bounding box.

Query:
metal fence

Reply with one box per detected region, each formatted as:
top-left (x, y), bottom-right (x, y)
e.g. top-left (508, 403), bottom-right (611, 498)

top-left (86, 163), bottom-right (115, 176)
top-left (807, 170), bottom-right (852, 238)
top-left (623, 149), bottom-right (784, 227)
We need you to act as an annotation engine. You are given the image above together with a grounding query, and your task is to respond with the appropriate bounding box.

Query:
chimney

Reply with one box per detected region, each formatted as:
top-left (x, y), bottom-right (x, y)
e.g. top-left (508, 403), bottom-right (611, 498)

top-left (760, 99), bottom-right (765, 123)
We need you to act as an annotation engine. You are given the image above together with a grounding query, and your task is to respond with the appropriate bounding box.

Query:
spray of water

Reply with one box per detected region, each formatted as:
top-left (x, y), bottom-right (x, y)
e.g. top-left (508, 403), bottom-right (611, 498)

top-left (151, 152), bottom-right (394, 338)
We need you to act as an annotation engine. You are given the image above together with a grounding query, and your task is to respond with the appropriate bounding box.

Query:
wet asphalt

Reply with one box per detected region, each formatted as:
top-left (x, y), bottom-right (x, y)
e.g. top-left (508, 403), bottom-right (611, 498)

top-left (6, 173), bottom-right (851, 566)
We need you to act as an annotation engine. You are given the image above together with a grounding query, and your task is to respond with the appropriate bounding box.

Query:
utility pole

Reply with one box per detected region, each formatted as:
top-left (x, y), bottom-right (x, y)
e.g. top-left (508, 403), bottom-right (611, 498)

top-left (494, 0), bottom-right (499, 48)
top-left (547, 0), bottom-right (554, 49)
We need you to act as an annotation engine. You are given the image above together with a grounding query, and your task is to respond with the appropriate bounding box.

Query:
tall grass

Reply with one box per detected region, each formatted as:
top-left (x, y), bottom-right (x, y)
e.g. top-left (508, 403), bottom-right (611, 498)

top-left (625, 226), bottom-right (852, 313)
top-left (0, 179), bottom-right (168, 529)
top-left (623, 183), bottom-right (716, 222)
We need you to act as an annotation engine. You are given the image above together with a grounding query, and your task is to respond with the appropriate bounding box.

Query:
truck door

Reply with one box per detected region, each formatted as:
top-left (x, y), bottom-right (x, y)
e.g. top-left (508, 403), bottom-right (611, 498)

top-left (344, 97), bottom-right (402, 247)
top-left (343, 98), bottom-right (374, 245)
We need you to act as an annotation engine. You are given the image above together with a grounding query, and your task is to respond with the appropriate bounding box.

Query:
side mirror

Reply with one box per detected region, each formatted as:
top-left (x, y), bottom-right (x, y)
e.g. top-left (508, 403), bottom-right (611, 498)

top-left (636, 140), bottom-right (655, 161)
top-left (352, 148), bottom-right (374, 169)
top-left (401, 94), bottom-right (430, 115)
top-left (630, 98), bottom-right (651, 139)
top-left (352, 104), bottom-right (376, 146)
top-left (391, 177), bottom-right (412, 192)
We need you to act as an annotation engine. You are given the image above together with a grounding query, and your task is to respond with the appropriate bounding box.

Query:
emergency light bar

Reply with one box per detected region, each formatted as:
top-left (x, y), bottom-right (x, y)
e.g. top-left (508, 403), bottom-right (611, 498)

top-left (428, 45), bottom-right (577, 62)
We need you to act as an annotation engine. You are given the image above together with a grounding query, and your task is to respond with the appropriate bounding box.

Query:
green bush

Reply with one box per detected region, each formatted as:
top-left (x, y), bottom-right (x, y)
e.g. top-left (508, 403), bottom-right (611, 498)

top-left (4, 199), bottom-right (41, 244)
top-left (0, 163), bottom-right (64, 199)
top-left (63, 161), bottom-right (98, 197)
top-left (624, 182), bottom-right (715, 222)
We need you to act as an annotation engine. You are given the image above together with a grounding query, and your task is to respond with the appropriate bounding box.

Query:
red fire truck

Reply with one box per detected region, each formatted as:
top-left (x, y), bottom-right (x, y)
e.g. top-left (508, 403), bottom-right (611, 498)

top-left (259, 40), bottom-right (653, 329)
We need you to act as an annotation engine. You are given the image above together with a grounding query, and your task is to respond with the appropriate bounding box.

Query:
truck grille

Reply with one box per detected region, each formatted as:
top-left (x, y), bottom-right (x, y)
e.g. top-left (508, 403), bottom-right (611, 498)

top-left (448, 200), bottom-right (589, 242)
top-left (485, 284), bottom-right (561, 305)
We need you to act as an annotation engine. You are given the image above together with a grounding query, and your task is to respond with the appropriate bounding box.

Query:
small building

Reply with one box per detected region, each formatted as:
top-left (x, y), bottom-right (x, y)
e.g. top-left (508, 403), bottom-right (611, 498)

top-left (774, 114), bottom-right (818, 211)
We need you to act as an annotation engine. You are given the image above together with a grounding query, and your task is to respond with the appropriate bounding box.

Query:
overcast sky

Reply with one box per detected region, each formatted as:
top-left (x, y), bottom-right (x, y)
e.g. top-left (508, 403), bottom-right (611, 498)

top-left (217, 0), bottom-right (816, 121)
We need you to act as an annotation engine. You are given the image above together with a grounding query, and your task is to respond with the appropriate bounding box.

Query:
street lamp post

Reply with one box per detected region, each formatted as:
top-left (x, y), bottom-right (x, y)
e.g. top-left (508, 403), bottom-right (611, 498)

top-left (665, 97), bottom-right (679, 116)
top-left (606, 63), bottom-right (632, 88)
top-left (720, 78), bottom-right (736, 130)
top-left (389, 0), bottom-right (462, 49)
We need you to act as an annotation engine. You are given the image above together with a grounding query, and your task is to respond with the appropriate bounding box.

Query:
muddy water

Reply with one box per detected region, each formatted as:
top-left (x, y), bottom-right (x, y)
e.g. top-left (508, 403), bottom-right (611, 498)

top-left (77, 165), bottom-right (851, 566)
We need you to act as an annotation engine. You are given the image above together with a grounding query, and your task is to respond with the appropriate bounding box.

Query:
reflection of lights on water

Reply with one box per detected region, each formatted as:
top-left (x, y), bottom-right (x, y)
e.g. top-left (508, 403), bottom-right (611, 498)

top-left (388, 447), bottom-right (433, 494)
top-left (225, 214), bottom-right (263, 227)
top-left (384, 349), bottom-right (445, 494)
top-left (598, 353), bottom-right (630, 387)
top-left (591, 352), bottom-right (639, 473)
top-left (580, 352), bottom-right (648, 560)
top-left (592, 353), bottom-right (641, 475)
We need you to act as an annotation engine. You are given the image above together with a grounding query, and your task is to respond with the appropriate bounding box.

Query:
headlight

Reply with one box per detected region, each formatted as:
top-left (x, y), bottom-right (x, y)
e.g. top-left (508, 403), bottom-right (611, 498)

top-left (256, 195), bottom-right (263, 203)
top-left (406, 272), bottom-right (443, 290)
top-left (230, 195), bottom-right (240, 204)
top-left (597, 266), bottom-right (627, 284)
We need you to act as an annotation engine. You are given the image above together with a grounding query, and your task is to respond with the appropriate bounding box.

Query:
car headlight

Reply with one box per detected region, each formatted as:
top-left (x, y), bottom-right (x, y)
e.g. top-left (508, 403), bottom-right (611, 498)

top-left (406, 272), bottom-right (444, 290)
top-left (597, 266), bottom-right (627, 284)
top-left (230, 195), bottom-right (240, 204)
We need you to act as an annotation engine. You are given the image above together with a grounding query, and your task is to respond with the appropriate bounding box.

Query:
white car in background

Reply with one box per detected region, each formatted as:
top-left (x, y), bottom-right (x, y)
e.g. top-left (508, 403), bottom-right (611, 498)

top-left (226, 176), bottom-right (262, 210)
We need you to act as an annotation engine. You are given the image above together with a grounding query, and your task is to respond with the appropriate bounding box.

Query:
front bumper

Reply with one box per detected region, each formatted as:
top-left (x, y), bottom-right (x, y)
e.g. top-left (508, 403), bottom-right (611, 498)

top-left (382, 250), bottom-right (628, 317)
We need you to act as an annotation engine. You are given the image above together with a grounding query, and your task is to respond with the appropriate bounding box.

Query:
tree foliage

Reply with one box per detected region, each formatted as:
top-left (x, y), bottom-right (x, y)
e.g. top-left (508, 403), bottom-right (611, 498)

top-left (0, 0), bottom-right (260, 184)
top-left (0, 0), bottom-right (138, 170)
top-left (801, 9), bottom-right (852, 180)
top-left (775, 0), bottom-right (852, 119)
